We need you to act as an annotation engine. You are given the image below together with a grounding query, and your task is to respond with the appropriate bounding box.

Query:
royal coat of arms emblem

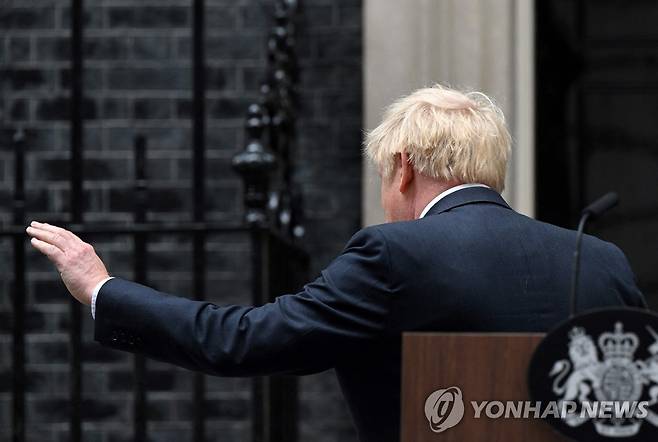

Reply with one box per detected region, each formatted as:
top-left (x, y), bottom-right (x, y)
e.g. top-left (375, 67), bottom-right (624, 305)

top-left (550, 322), bottom-right (658, 437)
top-left (529, 308), bottom-right (658, 441)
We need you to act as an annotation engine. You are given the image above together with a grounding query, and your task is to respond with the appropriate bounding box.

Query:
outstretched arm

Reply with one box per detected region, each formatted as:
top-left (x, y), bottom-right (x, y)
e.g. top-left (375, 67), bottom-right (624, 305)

top-left (27, 222), bottom-right (395, 376)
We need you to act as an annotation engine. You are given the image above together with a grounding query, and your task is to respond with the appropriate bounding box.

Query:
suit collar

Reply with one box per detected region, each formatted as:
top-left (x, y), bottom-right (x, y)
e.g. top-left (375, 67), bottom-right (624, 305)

top-left (419, 183), bottom-right (490, 218)
top-left (423, 186), bottom-right (512, 217)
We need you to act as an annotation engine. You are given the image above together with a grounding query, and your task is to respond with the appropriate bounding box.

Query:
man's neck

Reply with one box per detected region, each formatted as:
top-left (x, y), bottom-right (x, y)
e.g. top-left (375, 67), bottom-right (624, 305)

top-left (412, 179), bottom-right (463, 219)
top-left (415, 183), bottom-right (490, 219)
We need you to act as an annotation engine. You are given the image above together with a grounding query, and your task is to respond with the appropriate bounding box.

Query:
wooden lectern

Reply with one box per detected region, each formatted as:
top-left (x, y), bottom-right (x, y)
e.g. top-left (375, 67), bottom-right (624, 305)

top-left (401, 333), bottom-right (566, 441)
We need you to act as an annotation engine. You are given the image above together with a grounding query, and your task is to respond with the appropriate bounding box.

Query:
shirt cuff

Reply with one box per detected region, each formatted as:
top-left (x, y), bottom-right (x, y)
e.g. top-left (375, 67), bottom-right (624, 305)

top-left (91, 277), bottom-right (114, 320)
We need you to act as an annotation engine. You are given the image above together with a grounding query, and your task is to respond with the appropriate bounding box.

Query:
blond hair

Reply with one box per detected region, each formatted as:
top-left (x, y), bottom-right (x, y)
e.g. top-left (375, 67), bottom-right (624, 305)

top-left (364, 84), bottom-right (511, 192)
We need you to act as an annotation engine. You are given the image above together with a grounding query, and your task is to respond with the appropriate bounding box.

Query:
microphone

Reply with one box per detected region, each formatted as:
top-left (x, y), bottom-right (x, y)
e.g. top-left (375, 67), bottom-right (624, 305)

top-left (582, 192), bottom-right (618, 219)
top-left (569, 192), bottom-right (619, 317)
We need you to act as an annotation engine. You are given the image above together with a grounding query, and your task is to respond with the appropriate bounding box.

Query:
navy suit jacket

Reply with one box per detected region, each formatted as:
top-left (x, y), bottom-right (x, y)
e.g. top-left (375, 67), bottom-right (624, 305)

top-left (94, 187), bottom-right (645, 442)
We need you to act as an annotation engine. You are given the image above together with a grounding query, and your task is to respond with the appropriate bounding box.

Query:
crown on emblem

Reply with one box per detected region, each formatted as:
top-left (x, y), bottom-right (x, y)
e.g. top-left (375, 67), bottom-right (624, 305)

top-left (568, 327), bottom-right (594, 351)
top-left (569, 327), bottom-right (587, 341)
top-left (598, 322), bottom-right (639, 360)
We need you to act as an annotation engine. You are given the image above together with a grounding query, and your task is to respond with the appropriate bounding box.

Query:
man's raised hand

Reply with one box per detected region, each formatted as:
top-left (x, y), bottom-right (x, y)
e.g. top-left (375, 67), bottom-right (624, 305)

top-left (26, 221), bottom-right (109, 305)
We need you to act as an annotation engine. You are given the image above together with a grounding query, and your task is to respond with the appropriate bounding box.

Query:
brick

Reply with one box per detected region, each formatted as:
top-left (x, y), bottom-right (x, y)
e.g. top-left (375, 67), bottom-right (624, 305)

top-left (25, 427), bottom-right (57, 442)
top-left (84, 37), bottom-right (130, 61)
top-left (0, 190), bottom-right (12, 214)
top-left (84, 126), bottom-right (104, 151)
top-left (35, 96), bottom-right (97, 121)
top-left (205, 241), bottom-right (249, 274)
top-left (81, 342), bottom-right (128, 364)
top-left (0, 371), bottom-right (9, 393)
top-left (140, 428), bottom-right (191, 442)
top-left (207, 66), bottom-right (235, 91)
top-left (105, 429), bottom-right (133, 442)
top-left (316, 30), bottom-right (361, 60)
top-left (0, 7), bottom-right (55, 30)
top-left (25, 370), bottom-right (52, 394)
top-left (148, 126), bottom-right (194, 151)
top-left (100, 98), bottom-right (131, 120)
top-left (108, 67), bottom-right (191, 91)
top-left (194, 157), bottom-right (235, 180)
top-left (338, 3), bottom-right (362, 27)
top-left (26, 340), bottom-right (68, 364)
top-left (82, 368), bottom-right (110, 394)
top-left (239, 4), bottom-right (269, 29)
top-left (0, 126), bottom-right (55, 150)
top-left (59, 67), bottom-right (105, 92)
top-left (147, 246), bottom-right (194, 274)
top-left (32, 397), bottom-right (120, 423)
top-left (174, 36), bottom-right (192, 59)
top-left (30, 397), bottom-right (69, 424)
top-left (52, 187), bottom-right (105, 214)
top-left (0, 310), bottom-right (45, 333)
top-left (84, 157), bottom-right (133, 181)
top-left (241, 66), bottom-right (264, 92)
top-left (57, 428), bottom-right (105, 442)
top-left (175, 99), bottom-right (193, 119)
top-left (338, 123), bottom-right (363, 157)
top-left (36, 37), bottom-right (70, 62)
top-left (193, 398), bottom-right (249, 419)
top-left (0, 68), bottom-right (50, 90)
top-left (108, 7), bottom-right (190, 29)
top-left (207, 5), bottom-right (238, 30)
top-left (300, 393), bottom-right (354, 421)
top-left (32, 279), bottom-right (69, 304)
top-left (300, 62), bottom-right (338, 90)
top-left (9, 99), bottom-right (29, 121)
top-left (145, 158), bottom-right (175, 180)
top-left (83, 398), bottom-right (121, 420)
top-left (319, 90), bottom-right (361, 116)
top-left (134, 98), bottom-right (173, 120)
top-left (132, 36), bottom-right (172, 60)
top-left (206, 126), bottom-right (239, 151)
top-left (148, 399), bottom-right (175, 421)
top-left (295, 33), bottom-right (314, 59)
top-left (206, 35), bottom-right (264, 60)
top-left (108, 369), bottom-right (176, 392)
top-left (305, 5), bottom-right (336, 28)
top-left (8, 37), bottom-right (31, 62)
top-left (207, 97), bottom-right (254, 119)
top-left (109, 186), bottom-right (192, 213)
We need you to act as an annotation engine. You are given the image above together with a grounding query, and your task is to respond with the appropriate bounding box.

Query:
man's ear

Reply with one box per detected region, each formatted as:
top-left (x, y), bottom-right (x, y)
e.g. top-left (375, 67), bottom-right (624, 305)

top-left (398, 152), bottom-right (414, 193)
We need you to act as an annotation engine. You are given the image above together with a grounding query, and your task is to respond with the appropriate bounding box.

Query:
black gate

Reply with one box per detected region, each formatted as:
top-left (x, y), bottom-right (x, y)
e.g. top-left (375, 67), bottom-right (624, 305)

top-left (2, 1), bottom-right (308, 441)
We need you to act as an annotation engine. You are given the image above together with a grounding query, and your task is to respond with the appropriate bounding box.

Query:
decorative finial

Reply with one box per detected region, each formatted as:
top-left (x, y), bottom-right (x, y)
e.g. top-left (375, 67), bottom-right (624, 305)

top-left (232, 104), bottom-right (278, 225)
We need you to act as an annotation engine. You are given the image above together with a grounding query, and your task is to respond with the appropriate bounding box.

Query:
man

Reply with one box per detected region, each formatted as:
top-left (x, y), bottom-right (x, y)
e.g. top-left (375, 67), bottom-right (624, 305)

top-left (27, 85), bottom-right (645, 442)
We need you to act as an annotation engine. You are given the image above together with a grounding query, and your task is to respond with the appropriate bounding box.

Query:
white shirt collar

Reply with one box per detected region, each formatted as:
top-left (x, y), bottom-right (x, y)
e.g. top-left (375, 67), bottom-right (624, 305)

top-left (418, 183), bottom-right (490, 219)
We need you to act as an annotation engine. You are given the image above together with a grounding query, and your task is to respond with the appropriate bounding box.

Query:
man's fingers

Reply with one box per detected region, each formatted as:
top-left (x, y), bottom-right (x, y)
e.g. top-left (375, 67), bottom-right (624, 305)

top-left (30, 221), bottom-right (62, 233)
top-left (30, 237), bottom-right (64, 264)
top-left (25, 226), bottom-right (69, 251)
top-left (30, 221), bottom-right (80, 242)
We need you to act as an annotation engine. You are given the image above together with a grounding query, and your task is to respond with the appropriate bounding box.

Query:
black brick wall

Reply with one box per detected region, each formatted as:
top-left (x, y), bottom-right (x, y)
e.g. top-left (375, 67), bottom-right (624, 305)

top-left (0, 1), bottom-right (362, 441)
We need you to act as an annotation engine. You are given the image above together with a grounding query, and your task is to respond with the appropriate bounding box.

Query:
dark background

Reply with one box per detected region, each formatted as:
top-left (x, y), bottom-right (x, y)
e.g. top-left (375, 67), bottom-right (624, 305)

top-left (0, 0), bottom-right (362, 441)
top-left (536, 0), bottom-right (658, 310)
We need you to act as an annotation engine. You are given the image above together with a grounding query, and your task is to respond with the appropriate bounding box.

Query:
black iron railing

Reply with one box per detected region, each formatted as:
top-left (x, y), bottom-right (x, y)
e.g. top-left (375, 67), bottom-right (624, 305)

top-left (2, 1), bottom-right (307, 442)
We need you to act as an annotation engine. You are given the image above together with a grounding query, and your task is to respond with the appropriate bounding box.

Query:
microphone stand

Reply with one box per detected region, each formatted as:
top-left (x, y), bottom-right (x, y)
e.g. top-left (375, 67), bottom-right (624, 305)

top-left (569, 192), bottom-right (619, 317)
top-left (569, 211), bottom-right (591, 317)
